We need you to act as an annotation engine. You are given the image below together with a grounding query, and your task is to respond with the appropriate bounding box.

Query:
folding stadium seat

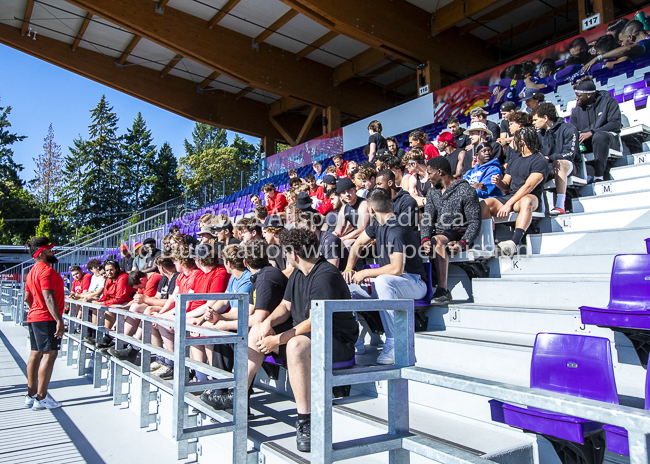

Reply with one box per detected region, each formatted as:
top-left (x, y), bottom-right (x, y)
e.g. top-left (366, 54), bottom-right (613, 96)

top-left (602, 366), bottom-right (650, 456)
top-left (491, 333), bottom-right (618, 464)
top-left (646, 238), bottom-right (650, 254)
top-left (580, 253), bottom-right (650, 368)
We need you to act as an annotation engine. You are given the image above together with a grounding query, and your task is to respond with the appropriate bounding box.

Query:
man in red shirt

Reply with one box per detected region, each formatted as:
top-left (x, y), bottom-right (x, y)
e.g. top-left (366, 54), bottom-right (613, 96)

top-left (24, 237), bottom-right (65, 410)
top-left (262, 183), bottom-right (288, 217)
top-left (409, 129), bottom-right (440, 160)
top-left (69, 265), bottom-right (91, 296)
top-left (333, 154), bottom-right (349, 178)
top-left (86, 260), bottom-right (136, 347)
top-left (305, 174), bottom-right (324, 200)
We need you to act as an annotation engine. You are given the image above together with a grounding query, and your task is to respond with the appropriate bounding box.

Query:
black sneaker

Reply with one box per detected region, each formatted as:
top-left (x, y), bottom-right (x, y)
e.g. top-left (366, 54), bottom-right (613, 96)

top-left (430, 287), bottom-right (452, 305)
top-left (200, 389), bottom-right (234, 410)
top-left (296, 418), bottom-right (311, 453)
top-left (96, 336), bottom-right (114, 349)
top-left (83, 336), bottom-right (95, 346)
top-left (108, 345), bottom-right (138, 363)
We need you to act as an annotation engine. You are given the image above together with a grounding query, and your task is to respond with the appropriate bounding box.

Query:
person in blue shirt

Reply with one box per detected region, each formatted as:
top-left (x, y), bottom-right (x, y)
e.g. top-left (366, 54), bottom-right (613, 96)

top-left (312, 160), bottom-right (326, 185)
top-left (463, 143), bottom-right (503, 199)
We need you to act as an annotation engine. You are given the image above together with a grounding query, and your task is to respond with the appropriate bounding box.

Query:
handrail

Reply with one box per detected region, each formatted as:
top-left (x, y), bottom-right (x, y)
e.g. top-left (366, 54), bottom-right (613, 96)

top-left (311, 299), bottom-right (650, 464)
top-left (62, 293), bottom-right (248, 461)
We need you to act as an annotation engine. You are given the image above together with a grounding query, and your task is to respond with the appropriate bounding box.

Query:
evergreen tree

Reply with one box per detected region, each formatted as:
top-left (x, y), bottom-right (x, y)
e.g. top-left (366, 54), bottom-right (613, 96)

top-left (121, 112), bottom-right (156, 210)
top-left (144, 142), bottom-right (183, 207)
top-left (178, 123), bottom-right (229, 198)
top-left (55, 137), bottom-right (89, 230)
top-left (0, 103), bottom-right (38, 244)
top-left (33, 214), bottom-right (53, 239)
top-left (183, 123), bottom-right (228, 157)
top-left (82, 95), bottom-right (125, 229)
top-left (228, 135), bottom-right (260, 192)
top-left (30, 123), bottom-right (64, 206)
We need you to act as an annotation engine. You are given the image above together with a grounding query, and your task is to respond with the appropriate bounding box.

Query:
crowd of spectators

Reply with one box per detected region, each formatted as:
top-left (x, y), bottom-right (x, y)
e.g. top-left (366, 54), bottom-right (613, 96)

top-left (59, 48), bottom-right (630, 451)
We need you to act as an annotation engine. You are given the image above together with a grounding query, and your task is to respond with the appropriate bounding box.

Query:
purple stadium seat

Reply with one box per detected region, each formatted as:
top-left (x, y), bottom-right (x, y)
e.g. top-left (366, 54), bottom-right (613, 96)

top-left (580, 254), bottom-right (650, 367)
top-left (493, 333), bottom-right (617, 464)
top-left (603, 366), bottom-right (650, 456)
top-left (362, 262), bottom-right (434, 307)
top-left (646, 238), bottom-right (650, 254)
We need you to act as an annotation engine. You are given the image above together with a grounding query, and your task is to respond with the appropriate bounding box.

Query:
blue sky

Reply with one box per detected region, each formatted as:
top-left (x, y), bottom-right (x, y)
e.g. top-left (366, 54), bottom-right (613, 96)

top-left (0, 44), bottom-right (261, 184)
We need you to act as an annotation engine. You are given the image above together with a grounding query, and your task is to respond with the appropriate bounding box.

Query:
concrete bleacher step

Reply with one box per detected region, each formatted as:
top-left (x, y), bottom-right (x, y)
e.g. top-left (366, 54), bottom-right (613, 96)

top-left (579, 174), bottom-right (650, 198)
top-left (490, 253), bottom-right (617, 277)
top-left (609, 160), bottom-right (650, 180)
top-left (616, 151), bottom-right (650, 167)
top-left (471, 274), bottom-right (610, 310)
top-left (573, 189), bottom-right (650, 213)
top-left (527, 225), bottom-right (650, 255)
top-left (546, 207), bottom-right (650, 233)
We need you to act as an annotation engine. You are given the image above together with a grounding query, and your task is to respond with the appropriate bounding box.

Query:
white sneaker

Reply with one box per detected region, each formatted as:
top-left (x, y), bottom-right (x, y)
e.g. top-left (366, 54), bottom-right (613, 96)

top-left (150, 361), bottom-right (163, 372)
top-left (32, 395), bottom-right (62, 410)
top-left (355, 338), bottom-right (365, 355)
top-left (24, 394), bottom-right (35, 408)
top-left (376, 345), bottom-right (395, 365)
top-left (497, 240), bottom-right (518, 257)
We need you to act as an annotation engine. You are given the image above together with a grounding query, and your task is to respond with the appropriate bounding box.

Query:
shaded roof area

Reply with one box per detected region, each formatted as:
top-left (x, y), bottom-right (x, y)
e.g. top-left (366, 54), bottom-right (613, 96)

top-left (0, 0), bottom-right (640, 148)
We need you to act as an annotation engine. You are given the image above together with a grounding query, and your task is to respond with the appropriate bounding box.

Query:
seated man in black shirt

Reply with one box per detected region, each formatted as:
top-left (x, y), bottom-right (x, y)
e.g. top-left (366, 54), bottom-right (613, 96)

top-left (215, 218), bottom-right (241, 245)
top-left (344, 188), bottom-right (428, 365)
top-left (248, 229), bottom-right (357, 452)
top-left (200, 240), bottom-right (287, 411)
top-left (480, 126), bottom-right (549, 256)
top-left (261, 215), bottom-right (288, 274)
top-left (375, 169), bottom-right (419, 232)
top-left (532, 103), bottom-right (580, 215)
top-left (334, 177), bottom-right (371, 248)
top-left (294, 211), bottom-right (348, 271)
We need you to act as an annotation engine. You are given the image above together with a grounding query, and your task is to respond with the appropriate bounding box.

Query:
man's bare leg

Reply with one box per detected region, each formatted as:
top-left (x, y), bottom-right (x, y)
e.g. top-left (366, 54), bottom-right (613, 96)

top-left (285, 336), bottom-right (311, 414)
top-left (552, 160), bottom-right (572, 213)
top-left (27, 351), bottom-right (43, 397)
top-left (513, 194), bottom-right (538, 232)
top-left (36, 351), bottom-right (58, 400)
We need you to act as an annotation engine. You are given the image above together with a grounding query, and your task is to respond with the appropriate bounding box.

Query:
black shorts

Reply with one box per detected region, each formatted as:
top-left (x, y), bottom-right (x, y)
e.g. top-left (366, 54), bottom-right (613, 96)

top-left (274, 320), bottom-right (355, 364)
top-left (495, 193), bottom-right (516, 205)
top-left (28, 321), bottom-right (61, 352)
top-left (438, 230), bottom-right (465, 242)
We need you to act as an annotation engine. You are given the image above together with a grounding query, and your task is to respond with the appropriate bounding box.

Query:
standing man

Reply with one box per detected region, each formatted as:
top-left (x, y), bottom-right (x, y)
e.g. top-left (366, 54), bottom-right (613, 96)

top-left (24, 237), bottom-right (64, 410)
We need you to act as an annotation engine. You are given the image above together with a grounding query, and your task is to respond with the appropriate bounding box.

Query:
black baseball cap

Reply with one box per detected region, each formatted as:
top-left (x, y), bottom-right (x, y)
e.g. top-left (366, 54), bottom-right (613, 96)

top-left (262, 215), bottom-right (284, 228)
top-left (323, 175), bottom-right (337, 186)
top-left (336, 177), bottom-right (356, 194)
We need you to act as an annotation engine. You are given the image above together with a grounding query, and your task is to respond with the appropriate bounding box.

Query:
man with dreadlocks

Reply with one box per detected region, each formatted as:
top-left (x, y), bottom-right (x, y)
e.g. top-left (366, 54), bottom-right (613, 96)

top-left (480, 126), bottom-right (549, 256)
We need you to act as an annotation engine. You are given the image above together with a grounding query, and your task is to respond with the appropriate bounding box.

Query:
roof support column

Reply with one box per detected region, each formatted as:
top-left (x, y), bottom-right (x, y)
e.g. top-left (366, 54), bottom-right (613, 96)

top-left (322, 106), bottom-right (340, 134)
top-left (578, 0), bottom-right (614, 26)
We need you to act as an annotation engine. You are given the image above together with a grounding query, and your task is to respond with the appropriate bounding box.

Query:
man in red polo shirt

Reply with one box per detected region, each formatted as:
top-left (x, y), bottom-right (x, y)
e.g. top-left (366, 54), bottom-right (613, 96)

top-left (69, 265), bottom-right (91, 296)
top-left (333, 154), bottom-right (349, 178)
top-left (24, 237), bottom-right (65, 410)
top-left (305, 174), bottom-right (324, 200)
top-left (86, 260), bottom-right (136, 347)
top-left (262, 183), bottom-right (288, 216)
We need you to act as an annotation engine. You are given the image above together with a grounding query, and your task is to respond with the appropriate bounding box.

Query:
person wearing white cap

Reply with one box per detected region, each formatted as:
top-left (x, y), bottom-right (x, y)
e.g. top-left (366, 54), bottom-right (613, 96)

top-left (463, 121), bottom-right (504, 169)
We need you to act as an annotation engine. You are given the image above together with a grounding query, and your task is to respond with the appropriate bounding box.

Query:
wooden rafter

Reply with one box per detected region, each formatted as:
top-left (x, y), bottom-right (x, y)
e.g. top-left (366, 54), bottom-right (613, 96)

top-left (160, 54), bottom-right (182, 77)
top-left (208, 0), bottom-right (241, 29)
top-left (269, 116), bottom-right (297, 146)
top-left (269, 97), bottom-right (304, 117)
top-left (365, 59), bottom-right (402, 78)
top-left (334, 48), bottom-right (388, 85)
top-left (72, 12), bottom-right (93, 51)
top-left (236, 86), bottom-right (254, 99)
top-left (21, 0), bottom-right (35, 36)
top-left (117, 35), bottom-right (141, 65)
top-left (199, 70), bottom-right (221, 89)
top-left (278, 0), bottom-right (498, 75)
top-left (253, 10), bottom-right (298, 46)
top-left (156, 0), bottom-right (171, 10)
top-left (458, 0), bottom-right (535, 35)
top-left (384, 73), bottom-right (416, 92)
top-left (431, 0), bottom-right (503, 34)
top-left (295, 30), bottom-right (338, 60)
top-left (485, 0), bottom-right (577, 47)
top-left (295, 106), bottom-right (320, 144)
top-left (65, 0), bottom-right (397, 117)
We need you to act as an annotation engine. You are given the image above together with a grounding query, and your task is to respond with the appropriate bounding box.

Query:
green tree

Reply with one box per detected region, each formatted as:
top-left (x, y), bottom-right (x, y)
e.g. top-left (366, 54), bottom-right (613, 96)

top-left (0, 103), bottom-right (38, 244)
top-left (30, 123), bottom-right (64, 207)
top-left (33, 214), bottom-right (53, 239)
top-left (144, 142), bottom-right (183, 207)
top-left (228, 135), bottom-right (260, 191)
top-left (121, 112), bottom-right (156, 210)
top-left (183, 123), bottom-right (228, 158)
top-left (55, 137), bottom-right (89, 231)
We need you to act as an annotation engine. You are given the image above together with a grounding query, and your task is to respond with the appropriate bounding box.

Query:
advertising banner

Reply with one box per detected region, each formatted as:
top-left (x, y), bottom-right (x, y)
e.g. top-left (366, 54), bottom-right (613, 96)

top-left (263, 128), bottom-right (343, 176)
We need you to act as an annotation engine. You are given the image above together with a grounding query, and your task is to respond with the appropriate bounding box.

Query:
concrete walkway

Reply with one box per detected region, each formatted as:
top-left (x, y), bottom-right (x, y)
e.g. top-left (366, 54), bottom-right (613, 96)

top-left (0, 321), bottom-right (182, 464)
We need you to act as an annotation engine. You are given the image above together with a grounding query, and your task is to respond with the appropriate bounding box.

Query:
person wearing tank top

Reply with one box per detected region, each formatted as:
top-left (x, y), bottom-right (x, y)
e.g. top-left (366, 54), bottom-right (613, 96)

top-left (403, 147), bottom-right (430, 209)
top-left (334, 177), bottom-right (371, 248)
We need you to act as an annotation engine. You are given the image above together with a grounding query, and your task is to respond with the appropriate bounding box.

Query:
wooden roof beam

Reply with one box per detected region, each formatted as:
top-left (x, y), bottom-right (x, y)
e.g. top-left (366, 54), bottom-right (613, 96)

top-left (236, 86), bottom-right (254, 99)
top-left (279, 0), bottom-right (498, 75)
top-left (65, 0), bottom-right (397, 117)
top-left (160, 54), bottom-right (182, 77)
top-left (117, 35), bottom-right (141, 66)
top-left (269, 97), bottom-right (304, 117)
top-left (334, 48), bottom-right (389, 85)
top-left (253, 10), bottom-right (298, 46)
top-left (199, 70), bottom-right (221, 89)
top-left (295, 30), bottom-right (338, 60)
top-left (208, 0), bottom-right (241, 28)
top-left (485, 0), bottom-right (577, 47)
top-left (431, 0), bottom-right (503, 34)
top-left (295, 106), bottom-right (320, 144)
top-left (384, 73), bottom-right (416, 92)
top-left (0, 21), bottom-right (288, 140)
top-left (71, 12), bottom-right (93, 51)
top-left (458, 0), bottom-right (535, 35)
top-left (21, 0), bottom-right (35, 36)
top-left (269, 116), bottom-right (297, 146)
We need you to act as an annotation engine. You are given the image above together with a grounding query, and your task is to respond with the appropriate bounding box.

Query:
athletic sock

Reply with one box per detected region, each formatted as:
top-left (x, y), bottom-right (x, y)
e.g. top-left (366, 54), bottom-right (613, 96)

top-left (595, 176), bottom-right (604, 181)
top-left (298, 413), bottom-right (310, 421)
top-left (511, 228), bottom-right (526, 246)
top-left (555, 194), bottom-right (566, 210)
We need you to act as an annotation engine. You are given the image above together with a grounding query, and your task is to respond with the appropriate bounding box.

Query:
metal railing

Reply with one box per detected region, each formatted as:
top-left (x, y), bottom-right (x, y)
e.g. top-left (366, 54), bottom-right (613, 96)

top-left (62, 293), bottom-right (248, 462)
top-left (311, 299), bottom-right (650, 464)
